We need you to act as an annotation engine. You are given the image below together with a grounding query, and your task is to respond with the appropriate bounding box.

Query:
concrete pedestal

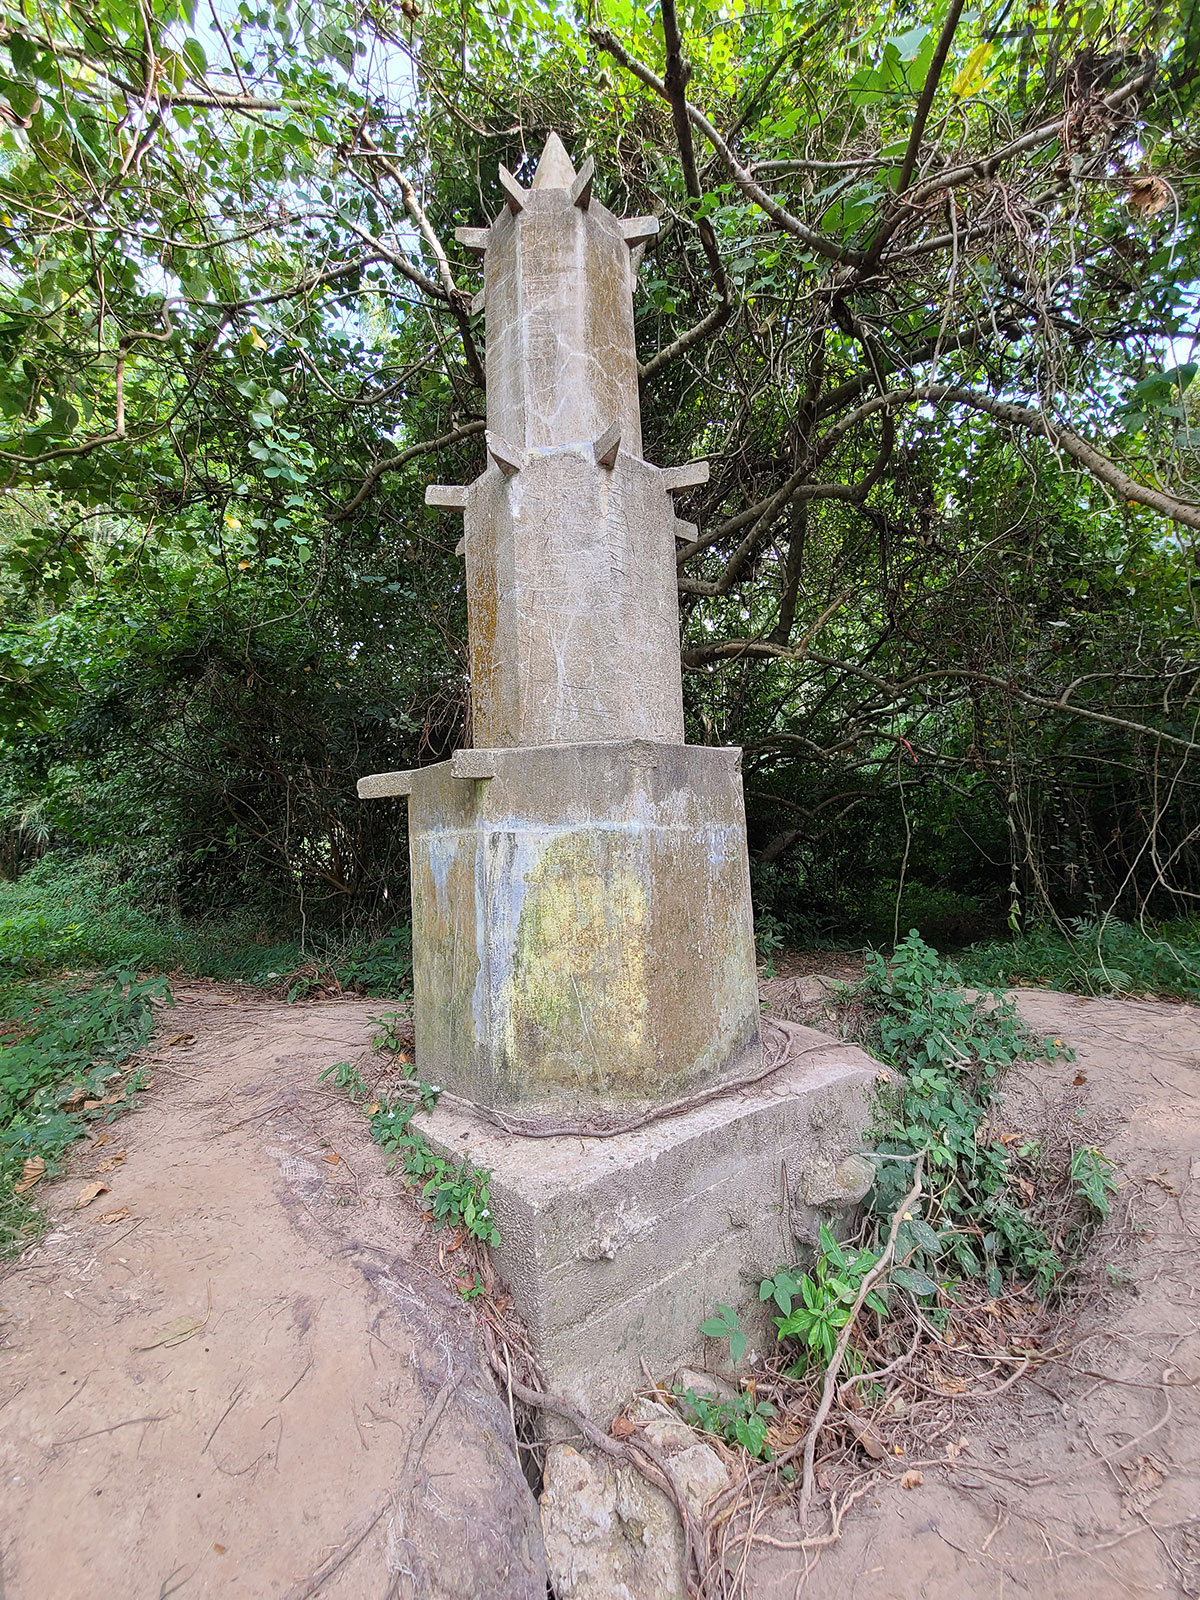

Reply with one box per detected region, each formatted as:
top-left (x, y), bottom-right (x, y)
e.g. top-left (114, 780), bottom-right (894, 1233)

top-left (406, 740), bottom-right (760, 1113)
top-left (415, 1026), bottom-right (878, 1421)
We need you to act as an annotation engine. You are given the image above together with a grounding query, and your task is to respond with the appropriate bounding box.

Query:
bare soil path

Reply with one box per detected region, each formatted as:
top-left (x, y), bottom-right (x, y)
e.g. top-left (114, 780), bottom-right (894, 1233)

top-left (0, 988), bottom-right (545, 1600)
top-left (2, 983), bottom-right (1197, 1599)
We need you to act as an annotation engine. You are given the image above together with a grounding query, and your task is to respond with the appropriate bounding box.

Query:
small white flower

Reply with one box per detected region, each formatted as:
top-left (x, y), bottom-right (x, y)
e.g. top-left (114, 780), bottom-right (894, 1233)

top-left (481, 1209), bottom-right (490, 1218)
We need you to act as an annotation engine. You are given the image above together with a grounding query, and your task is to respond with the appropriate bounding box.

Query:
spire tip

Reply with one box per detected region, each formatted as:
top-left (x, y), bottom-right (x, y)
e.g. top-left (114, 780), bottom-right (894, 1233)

top-left (531, 132), bottom-right (578, 190)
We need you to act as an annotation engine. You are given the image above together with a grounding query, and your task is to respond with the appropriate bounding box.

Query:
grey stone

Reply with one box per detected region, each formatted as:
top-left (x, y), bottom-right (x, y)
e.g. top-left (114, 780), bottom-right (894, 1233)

top-left (673, 1369), bottom-right (740, 1409)
top-left (540, 1444), bottom-right (685, 1600)
top-left (414, 1031), bottom-right (875, 1419)
top-left (801, 1151), bottom-right (877, 1208)
top-left (540, 1417), bottom-right (728, 1600)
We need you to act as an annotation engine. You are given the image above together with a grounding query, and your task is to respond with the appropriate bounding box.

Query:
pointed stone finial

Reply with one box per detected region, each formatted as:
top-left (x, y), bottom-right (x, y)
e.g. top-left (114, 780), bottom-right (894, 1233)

top-left (531, 131), bottom-right (577, 190)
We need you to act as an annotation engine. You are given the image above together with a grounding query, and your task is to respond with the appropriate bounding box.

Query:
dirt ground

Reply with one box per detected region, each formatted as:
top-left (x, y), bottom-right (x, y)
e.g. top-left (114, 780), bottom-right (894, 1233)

top-left (0, 989), bottom-right (544, 1600)
top-left (1, 981), bottom-right (1197, 1599)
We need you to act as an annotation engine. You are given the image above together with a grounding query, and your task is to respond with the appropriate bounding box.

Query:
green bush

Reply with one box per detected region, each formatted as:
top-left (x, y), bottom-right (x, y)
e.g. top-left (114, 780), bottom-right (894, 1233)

top-left (0, 854), bottom-right (412, 995)
top-left (960, 917), bottom-right (1200, 1002)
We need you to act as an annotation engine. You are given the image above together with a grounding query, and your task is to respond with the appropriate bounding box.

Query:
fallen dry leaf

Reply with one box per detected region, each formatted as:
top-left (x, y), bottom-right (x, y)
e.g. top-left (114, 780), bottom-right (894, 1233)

top-left (14, 1156), bottom-right (46, 1194)
top-left (98, 1207), bottom-right (131, 1225)
top-left (60, 1086), bottom-right (88, 1109)
top-left (92, 1130), bottom-right (114, 1147)
top-left (1128, 175), bottom-right (1171, 217)
top-left (74, 1180), bottom-right (110, 1210)
top-left (101, 1091), bottom-right (125, 1106)
top-left (323, 1151), bottom-right (341, 1165)
top-left (82, 1099), bottom-right (102, 1111)
top-left (1073, 1071), bottom-right (1087, 1086)
top-left (849, 1417), bottom-right (887, 1460)
top-left (95, 1151), bottom-right (126, 1174)
top-left (213, 1544), bottom-right (227, 1556)
top-left (946, 1436), bottom-right (970, 1460)
top-left (610, 1414), bottom-right (635, 1439)
top-left (162, 1032), bottom-right (195, 1048)
top-left (901, 1469), bottom-right (924, 1489)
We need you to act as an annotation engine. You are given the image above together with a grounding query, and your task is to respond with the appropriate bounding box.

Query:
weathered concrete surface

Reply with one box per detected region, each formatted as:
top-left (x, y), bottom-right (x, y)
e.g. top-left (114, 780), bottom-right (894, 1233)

top-left (408, 740), bottom-right (760, 1111)
top-left (464, 447), bottom-right (686, 748)
top-left (482, 136), bottom-right (644, 457)
top-left (414, 1027), bottom-right (878, 1419)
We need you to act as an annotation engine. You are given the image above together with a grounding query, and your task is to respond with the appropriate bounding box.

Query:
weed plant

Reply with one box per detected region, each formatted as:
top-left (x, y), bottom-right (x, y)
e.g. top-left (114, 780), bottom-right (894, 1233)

top-left (960, 916), bottom-right (1200, 1001)
top-left (0, 965), bottom-right (168, 1253)
top-left (320, 1033), bottom-right (498, 1249)
top-left (696, 933), bottom-right (1118, 1460)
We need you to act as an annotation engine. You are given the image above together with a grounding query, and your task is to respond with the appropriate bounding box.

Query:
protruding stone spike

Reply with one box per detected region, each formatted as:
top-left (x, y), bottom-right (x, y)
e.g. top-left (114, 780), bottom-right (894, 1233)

top-left (621, 215), bottom-right (659, 247)
top-left (531, 131), bottom-right (577, 190)
top-left (570, 156), bottom-right (595, 211)
top-left (660, 460), bottom-right (710, 493)
top-left (486, 430), bottom-right (525, 476)
top-left (673, 518), bottom-right (699, 542)
top-left (454, 534), bottom-right (466, 557)
top-left (454, 226), bottom-right (490, 256)
top-left (593, 421), bottom-right (621, 469)
top-left (470, 289), bottom-right (485, 316)
top-left (498, 164), bottom-right (527, 213)
top-left (426, 484), bottom-right (470, 510)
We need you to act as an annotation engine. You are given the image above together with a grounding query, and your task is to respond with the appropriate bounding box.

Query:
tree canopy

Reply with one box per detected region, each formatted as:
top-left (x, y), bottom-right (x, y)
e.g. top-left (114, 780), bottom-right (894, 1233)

top-left (1, 0), bottom-right (1197, 937)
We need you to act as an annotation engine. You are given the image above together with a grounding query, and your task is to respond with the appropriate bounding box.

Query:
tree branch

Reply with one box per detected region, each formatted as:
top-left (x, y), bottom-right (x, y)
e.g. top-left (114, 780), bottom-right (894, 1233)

top-left (590, 27), bottom-right (862, 266)
top-left (328, 419), bottom-right (485, 521)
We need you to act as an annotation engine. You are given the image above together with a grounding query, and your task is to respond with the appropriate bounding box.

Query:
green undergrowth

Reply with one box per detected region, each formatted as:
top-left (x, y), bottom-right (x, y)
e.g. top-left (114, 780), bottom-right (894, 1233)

top-left (694, 933), bottom-right (1117, 1455)
top-left (959, 916), bottom-right (1200, 1002)
top-left (320, 1013), bottom-right (499, 1251)
top-left (0, 855), bottom-right (412, 996)
top-left (0, 966), bottom-right (169, 1254)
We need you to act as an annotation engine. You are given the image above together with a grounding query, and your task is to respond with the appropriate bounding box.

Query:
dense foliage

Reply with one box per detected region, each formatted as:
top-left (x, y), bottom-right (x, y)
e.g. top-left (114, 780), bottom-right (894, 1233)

top-left (0, 0), bottom-right (1197, 943)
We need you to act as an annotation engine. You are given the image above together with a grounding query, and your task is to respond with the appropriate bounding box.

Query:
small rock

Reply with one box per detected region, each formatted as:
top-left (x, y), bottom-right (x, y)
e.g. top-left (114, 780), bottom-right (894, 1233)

top-left (632, 1399), bottom-right (695, 1454)
top-left (674, 1368), bottom-right (739, 1407)
top-left (801, 1152), bottom-right (876, 1207)
top-left (541, 1443), bottom-right (684, 1600)
top-left (668, 1443), bottom-right (728, 1516)
top-left (540, 1428), bottom-right (730, 1600)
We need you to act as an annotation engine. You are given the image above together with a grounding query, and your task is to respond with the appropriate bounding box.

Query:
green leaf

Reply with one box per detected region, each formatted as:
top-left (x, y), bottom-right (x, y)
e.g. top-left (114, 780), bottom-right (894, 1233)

top-left (891, 1266), bottom-right (940, 1298)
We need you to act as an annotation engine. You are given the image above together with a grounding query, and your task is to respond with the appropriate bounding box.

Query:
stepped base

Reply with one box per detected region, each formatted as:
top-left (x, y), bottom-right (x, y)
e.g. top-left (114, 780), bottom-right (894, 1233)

top-left (414, 1025), bottom-right (878, 1421)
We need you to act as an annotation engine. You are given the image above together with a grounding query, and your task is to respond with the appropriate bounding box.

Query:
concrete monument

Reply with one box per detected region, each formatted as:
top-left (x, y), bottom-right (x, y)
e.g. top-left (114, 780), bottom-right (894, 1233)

top-left (359, 135), bottom-right (874, 1416)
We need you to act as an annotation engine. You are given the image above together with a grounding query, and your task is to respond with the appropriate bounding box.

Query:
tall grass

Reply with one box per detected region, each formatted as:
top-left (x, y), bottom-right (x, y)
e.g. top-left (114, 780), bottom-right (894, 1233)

top-left (0, 855), bottom-right (412, 994)
top-left (959, 917), bottom-right (1200, 1002)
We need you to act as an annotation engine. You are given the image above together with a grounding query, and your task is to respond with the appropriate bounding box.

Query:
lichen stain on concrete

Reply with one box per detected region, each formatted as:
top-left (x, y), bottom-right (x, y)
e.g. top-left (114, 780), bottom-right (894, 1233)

top-left (506, 828), bottom-right (650, 1094)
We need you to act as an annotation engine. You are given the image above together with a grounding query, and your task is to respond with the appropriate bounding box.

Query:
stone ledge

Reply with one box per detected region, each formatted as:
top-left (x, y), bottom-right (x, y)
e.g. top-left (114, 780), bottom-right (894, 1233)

top-left (414, 1027), bottom-right (878, 1420)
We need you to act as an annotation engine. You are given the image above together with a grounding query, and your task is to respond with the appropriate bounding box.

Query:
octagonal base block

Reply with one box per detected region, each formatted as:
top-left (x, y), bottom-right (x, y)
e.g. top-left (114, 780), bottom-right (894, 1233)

top-left (407, 740), bottom-right (760, 1113)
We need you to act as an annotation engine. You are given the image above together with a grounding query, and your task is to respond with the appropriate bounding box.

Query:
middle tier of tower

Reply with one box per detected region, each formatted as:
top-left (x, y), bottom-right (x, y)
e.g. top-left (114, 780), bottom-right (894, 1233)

top-left (462, 447), bottom-right (687, 749)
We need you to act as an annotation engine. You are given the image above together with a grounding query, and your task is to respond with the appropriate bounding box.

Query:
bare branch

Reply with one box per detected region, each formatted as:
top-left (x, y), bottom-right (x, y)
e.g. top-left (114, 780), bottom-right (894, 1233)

top-left (328, 419), bottom-right (485, 522)
top-left (590, 27), bottom-right (862, 266)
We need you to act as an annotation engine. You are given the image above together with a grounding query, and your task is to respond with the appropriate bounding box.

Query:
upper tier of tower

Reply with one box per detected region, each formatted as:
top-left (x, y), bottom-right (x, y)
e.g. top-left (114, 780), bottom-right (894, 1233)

top-left (455, 134), bottom-right (659, 459)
